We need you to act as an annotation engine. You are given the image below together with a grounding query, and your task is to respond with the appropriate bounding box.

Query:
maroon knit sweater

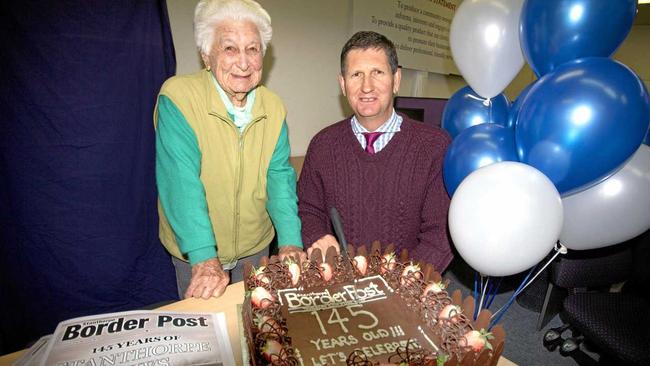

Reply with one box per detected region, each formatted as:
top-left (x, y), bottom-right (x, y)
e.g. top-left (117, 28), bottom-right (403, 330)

top-left (298, 115), bottom-right (453, 272)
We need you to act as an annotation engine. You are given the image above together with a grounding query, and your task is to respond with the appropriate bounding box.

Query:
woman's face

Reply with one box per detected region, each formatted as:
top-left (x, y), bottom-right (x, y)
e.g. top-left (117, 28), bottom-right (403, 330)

top-left (202, 20), bottom-right (263, 107)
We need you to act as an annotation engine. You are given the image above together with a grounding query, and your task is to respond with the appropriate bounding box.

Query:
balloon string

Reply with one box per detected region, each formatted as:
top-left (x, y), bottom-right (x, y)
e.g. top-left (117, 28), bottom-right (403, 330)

top-left (473, 272), bottom-right (479, 319)
top-left (474, 273), bottom-right (485, 319)
top-left (514, 242), bottom-right (567, 297)
top-left (489, 242), bottom-right (567, 328)
top-left (484, 280), bottom-right (493, 309)
top-left (485, 277), bottom-right (502, 309)
top-left (487, 97), bottom-right (492, 123)
top-left (477, 276), bottom-right (489, 319)
top-left (489, 266), bottom-right (535, 330)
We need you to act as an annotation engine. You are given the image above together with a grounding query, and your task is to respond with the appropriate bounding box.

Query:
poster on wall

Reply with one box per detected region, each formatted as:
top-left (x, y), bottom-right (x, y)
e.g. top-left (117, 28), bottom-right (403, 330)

top-left (352, 0), bottom-right (460, 75)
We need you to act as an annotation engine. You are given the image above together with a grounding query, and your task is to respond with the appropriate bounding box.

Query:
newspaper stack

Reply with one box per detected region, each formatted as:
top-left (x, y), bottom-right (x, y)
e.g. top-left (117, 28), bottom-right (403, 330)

top-left (13, 311), bottom-right (235, 366)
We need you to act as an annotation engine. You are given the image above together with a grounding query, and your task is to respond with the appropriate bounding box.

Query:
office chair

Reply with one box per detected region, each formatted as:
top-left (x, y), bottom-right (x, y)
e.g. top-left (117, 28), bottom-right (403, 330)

top-left (543, 232), bottom-right (650, 365)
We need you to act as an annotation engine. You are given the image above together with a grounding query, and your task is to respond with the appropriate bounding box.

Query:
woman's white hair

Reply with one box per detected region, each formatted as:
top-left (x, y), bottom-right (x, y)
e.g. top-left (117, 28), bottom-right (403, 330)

top-left (194, 0), bottom-right (272, 56)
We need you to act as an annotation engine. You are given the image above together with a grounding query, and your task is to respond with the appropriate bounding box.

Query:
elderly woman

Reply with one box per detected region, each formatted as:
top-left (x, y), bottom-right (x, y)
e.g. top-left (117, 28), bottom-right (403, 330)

top-left (155, 0), bottom-right (303, 300)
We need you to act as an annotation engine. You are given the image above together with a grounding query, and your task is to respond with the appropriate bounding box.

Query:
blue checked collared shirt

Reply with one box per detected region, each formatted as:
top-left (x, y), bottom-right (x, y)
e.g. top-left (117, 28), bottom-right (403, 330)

top-left (351, 109), bottom-right (402, 153)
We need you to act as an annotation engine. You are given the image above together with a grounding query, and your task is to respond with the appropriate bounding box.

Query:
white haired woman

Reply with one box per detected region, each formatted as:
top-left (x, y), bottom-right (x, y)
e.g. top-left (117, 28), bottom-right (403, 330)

top-left (155, 0), bottom-right (304, 300)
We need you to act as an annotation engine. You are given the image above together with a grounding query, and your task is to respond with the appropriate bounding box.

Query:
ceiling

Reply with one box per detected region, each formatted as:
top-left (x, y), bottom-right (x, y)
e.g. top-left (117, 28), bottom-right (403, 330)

top-left (635, 4), bottom-right (650, 25)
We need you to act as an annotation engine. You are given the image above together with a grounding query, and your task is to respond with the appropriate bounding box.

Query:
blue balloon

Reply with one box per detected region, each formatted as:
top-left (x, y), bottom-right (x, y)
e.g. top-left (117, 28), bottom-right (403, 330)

top-left (507, 82), bottom-right (535, 129)
top-left (441, 86), bottom-right (510, 139)
top-left (520, 0), bottom-right (637, 77)
top-left (443, 124), bottom-right (518, 197)
top-left (516, 58), bottom-right (650, 195)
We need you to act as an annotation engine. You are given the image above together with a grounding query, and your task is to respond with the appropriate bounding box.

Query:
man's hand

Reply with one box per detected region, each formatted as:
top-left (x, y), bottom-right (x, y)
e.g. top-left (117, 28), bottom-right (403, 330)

top-left (307, 234), bottom-right (340, 260)
top-left (185, 258), bottom-right (230, 299)
top-left (278, 245), bottom-right (307, 263)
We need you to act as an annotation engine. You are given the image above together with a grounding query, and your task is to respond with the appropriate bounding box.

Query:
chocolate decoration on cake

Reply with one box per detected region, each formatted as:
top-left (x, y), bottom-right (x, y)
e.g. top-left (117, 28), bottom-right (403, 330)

top-left (242, 243), bottom-right (506, 366)
top-left (387, 339), bottom-right (430, 365)
top-left (345, 351), bottom-right (372, 366)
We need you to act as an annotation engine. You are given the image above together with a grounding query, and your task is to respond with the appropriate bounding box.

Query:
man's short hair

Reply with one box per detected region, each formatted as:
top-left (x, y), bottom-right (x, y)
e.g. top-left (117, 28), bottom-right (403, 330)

top-left (340, 31), bottom-right (399, 75)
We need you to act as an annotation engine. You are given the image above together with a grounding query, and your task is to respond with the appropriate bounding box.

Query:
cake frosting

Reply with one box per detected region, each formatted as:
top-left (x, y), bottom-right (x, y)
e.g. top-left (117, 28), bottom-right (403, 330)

top-left (242, 242), bottom-right (505, 366)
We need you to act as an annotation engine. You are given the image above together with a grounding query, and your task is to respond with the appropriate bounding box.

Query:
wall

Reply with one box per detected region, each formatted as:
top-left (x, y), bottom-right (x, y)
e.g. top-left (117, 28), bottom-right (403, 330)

top-left (166, 0), bottom-right (648, 156)
top-left (614, 25), bottom-right (650, 86)
top-left (256, 0), bottom-right (351, 156)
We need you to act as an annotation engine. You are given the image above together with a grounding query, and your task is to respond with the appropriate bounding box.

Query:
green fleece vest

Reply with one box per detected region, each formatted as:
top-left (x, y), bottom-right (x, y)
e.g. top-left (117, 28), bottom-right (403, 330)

top-left (155, 70), bottom-right (285, 264)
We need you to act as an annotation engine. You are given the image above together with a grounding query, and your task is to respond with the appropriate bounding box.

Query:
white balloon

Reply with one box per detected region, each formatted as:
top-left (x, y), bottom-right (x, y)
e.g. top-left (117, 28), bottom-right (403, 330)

top-left (560, 145), bottom-right (650, 250)
top-left (450, 0), bottom-right (525, 99)
top-left (449, 162), bottom-right (563, 276)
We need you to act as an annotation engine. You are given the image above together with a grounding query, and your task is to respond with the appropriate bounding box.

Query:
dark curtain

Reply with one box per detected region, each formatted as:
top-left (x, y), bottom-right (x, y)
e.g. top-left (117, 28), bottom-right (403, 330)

top-left (0, 1), bottom-right (178, 353)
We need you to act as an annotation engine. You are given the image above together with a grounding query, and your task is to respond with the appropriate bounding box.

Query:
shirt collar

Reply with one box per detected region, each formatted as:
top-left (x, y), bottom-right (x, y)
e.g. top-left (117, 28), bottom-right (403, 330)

top-left (210, 73), bottom-right (256, 127)
top-left (351, 109), bottom-right (402, 134)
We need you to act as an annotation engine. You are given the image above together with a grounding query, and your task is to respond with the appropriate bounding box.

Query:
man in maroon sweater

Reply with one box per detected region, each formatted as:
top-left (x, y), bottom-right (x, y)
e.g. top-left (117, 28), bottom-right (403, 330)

top-left (298, 31), bottom-right (453, 272)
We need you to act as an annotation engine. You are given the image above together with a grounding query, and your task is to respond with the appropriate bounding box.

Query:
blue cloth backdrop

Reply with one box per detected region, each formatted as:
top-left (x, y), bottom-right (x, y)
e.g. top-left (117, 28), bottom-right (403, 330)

top-left (0, 1), bottom-right (178, 352)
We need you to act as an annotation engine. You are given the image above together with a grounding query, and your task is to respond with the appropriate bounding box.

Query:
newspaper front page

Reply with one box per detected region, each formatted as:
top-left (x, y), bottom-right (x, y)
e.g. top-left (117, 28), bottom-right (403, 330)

top-left (34, 311), bottom-right (235, 366)
top-left (12, 335), bottom-right (50, 366)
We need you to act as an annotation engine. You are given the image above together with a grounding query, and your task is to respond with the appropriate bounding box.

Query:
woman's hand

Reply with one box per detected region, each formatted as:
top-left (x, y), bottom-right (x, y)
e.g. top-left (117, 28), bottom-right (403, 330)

top-left (278, 245), bottom-right (307, 263)
top-left (185, 258), bottom-right (230, 299)
top-left (307, 234), bottom-right (341, 260)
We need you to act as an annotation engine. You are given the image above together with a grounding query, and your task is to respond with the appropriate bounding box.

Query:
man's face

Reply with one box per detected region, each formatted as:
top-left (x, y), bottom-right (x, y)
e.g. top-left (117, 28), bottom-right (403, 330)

top-left (202, 20), bottom-right (263, 107)
top-left (338, 48), bottom-right (401, 129)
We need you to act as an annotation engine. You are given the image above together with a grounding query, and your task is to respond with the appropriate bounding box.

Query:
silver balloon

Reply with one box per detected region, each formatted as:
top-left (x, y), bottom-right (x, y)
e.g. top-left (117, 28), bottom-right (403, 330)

top-left (449, 162), bottom-right (563, 277)
top-left (450, 0), bottom-right (525, 99)
top-left (560, 145), bottom-right (650, 250)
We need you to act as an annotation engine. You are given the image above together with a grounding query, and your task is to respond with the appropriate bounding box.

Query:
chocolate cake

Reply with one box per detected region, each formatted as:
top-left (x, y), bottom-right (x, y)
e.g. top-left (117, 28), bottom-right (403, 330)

top-left (242, 242), bottom-right (505, 366)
